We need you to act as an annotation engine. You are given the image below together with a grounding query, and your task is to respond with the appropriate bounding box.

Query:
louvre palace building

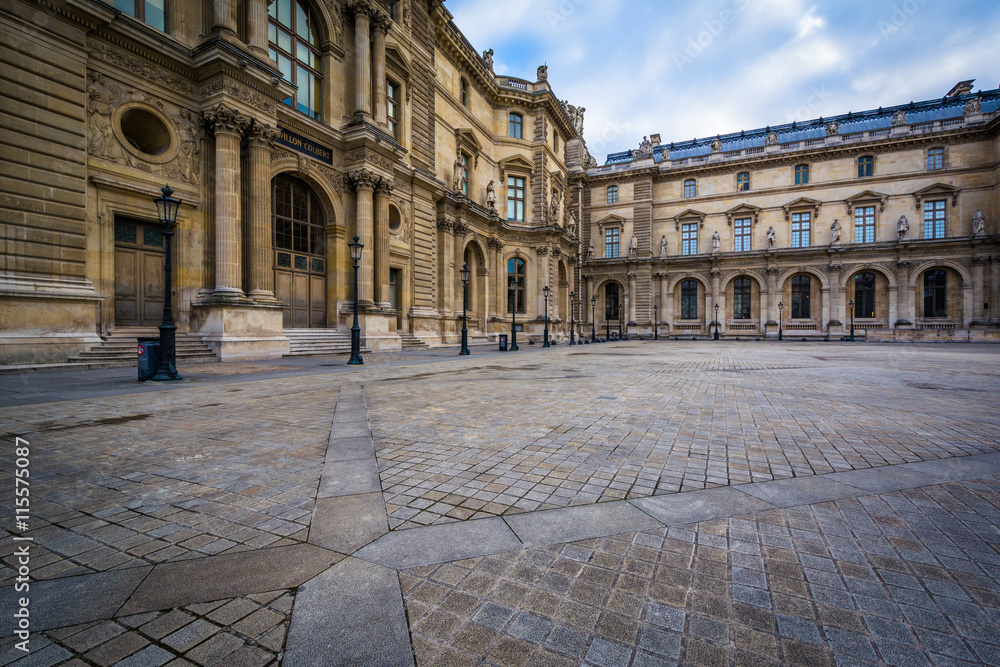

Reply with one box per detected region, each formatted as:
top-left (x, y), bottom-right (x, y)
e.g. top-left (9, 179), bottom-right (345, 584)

top-left (0, 0), bottom-right (998, 364)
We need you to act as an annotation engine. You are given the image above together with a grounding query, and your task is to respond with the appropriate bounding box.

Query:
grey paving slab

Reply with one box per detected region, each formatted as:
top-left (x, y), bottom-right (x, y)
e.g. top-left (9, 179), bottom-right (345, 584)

top-left (309, 493), bottom-right (388, 554)
top-left (355, 517), bottom-right (522, 569)
top-left (284, 557), bottom-right (413, 667)
top-left (0, 566), bottom-right (150, 633)
top-left (318, 458), bottom-right (382, 497)
top-left (324, 436), bottom-right (375, 462)
top-left (907, 454), bottom-right (1000, 480)
top-left (630, 487), bottom-right (776, 525)
top-left (503, 500), bottom-right (663, 547)
top-left (119, 544), bottom-right (341, 615)
top-left (829, 464), bottom-right (951, 493)
top-left (736, 475), bottom-right (860, 508)
top-left (329, 420), bottom-right (370, 439)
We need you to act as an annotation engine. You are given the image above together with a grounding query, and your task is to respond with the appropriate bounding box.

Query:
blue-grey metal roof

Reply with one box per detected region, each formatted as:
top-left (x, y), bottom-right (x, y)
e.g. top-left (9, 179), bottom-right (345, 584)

top-left (603, 89), bottom-right (999, 165)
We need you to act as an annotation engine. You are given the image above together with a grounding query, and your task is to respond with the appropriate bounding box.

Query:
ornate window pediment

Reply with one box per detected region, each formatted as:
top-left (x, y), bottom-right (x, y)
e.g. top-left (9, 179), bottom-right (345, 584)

top-left (913, 182), bottom-right (960, 210)
top-left (499, 154), bottom-right (533, 175)
top-left (782, 197), bottom-right (822, 221)
top-left (845, 190), bottom-right (888, 215)
top-left (725, 203), bottom-right (761, 226)
top-left (596, 214), bottom-right (625, 232)
top-left (455, 129), bottom-right (482, 168)
top-left (672, 208), bottom-right (706, 230)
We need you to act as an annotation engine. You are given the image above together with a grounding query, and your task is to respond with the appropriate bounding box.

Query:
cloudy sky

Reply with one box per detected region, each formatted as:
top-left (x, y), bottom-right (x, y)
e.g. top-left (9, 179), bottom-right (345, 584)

top-left (447, 0), bottom-right (1000, 161)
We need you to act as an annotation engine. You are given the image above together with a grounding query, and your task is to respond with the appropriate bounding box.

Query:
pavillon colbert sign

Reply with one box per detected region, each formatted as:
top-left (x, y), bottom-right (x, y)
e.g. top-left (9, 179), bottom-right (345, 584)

top-left (276, 126), bottom-right (333, 165)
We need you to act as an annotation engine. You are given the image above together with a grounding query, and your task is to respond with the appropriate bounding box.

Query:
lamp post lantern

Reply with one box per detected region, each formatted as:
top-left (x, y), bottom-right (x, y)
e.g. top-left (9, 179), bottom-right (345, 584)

top-left (778, 301), bottom-right (784, 341)
top-left (591, 295), bottom-right (597, 342)
top-left (714, 303), bottom-right (720, 340)
top-left (849, 300), bottom-right (855, 342)
top-left (151, 185), bottom-right (182, 381)
top-left (542, 285), bottom-right (551, 347)
top-left (569, 291), bottom-right (576, 345)
top-left (459, 263), bottom-right (470, 355)
top-left (348, 235), bottom-right (364, 365)
top-left (509, 278), bottom-right (519, 351)
top-left (653, 304), bottom-right (658, 340)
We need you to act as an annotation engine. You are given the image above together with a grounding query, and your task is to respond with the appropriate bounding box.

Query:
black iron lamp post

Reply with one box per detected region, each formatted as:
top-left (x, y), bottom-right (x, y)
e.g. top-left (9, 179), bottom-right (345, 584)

top-left (348, 235), bottom-right (364, 365)
top-left (849, 300), bottom-right (855, 342)
top-left (714, 303), bottom-right (720, 340)
top-left (542, 285), bottom-right (551, 347)
top-left (459, 263), bottom-right (470, 355)
top-left (653, 304), bottom-right (658, 340)
top-left (569, 291), bottom-right (576, 345)
top-left (591, 295), bottom-right (597, 342)
top-left (151, 185), bottom-right (182, 381)
top-left (778, 301), bottom-right (784, 341)
top-left (509, 278), bottom-right (519, 351)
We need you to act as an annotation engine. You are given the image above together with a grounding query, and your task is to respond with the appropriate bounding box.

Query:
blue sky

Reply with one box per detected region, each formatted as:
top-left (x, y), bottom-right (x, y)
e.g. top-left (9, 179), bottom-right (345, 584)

top-left (447, 0), bottom-right (1000, 160)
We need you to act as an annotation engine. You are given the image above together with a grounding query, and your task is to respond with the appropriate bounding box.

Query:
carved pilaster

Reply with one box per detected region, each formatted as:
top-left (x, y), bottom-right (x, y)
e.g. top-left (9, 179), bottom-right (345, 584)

top-left (203, 104), bottom-right (250, 297)
top-left (202, 103), bottom-right (249, 137)
top-left (373, 175), bottom-right (394, 308)
top-left (535, 246), bottom-right (549, 256)
top-left (246, 122), bottom-right (280, 300)
top-left (346, 169), bottom-right (376, 304)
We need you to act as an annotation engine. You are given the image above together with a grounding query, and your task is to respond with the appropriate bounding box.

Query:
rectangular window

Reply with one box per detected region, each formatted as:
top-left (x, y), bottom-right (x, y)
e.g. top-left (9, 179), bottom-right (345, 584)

top-left (509, 113), bottom-right (523, 139)
top-left (737, 172), bottom-right (750, 191)
top-left (115, 0), bottom-right (165, 31)
top-left (607, 186), bottom-right (618, 204)
top-left (459, 153), bottom-right (469, 196)
top-left (605, 227), bottom-right (619, 259)
top-left (506, 176), bottom-right (525, 221)
top-left (858, 156), bottom-right (874, 177)
top-left (734, 218), bottom-right (752, 252)
top-left (927, 147), bottom-right (944, 170)
top-left (923, 200), bottom-right (946, 239)
top-left (681, 281), bottom-right (698, 320)
top-left (854, 205), bottom-right (876, 243)
top-left (387, 81), bottom-right (400, 138)
top-left (791, 212), bottom-right (811, 248)
top-left (681, 223), bottom-right (698, 256)
top-left (684, 179), bottom-right (696, 198)
top-left (794, 164), bottom-right (809, 185)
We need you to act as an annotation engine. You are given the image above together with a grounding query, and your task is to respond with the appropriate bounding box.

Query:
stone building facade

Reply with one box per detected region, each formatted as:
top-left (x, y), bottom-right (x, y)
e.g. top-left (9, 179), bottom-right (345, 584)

top-left (581, 87), bottom-right (1000, 341)
top-left (0, 0), bottom-right (586, 363)
top-left (1, 0), bottom-right (997, 365)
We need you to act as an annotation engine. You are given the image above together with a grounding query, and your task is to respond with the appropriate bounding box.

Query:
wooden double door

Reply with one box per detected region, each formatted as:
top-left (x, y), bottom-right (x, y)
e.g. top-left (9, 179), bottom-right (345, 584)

top-left (114, 218), bottom-right (164, 327)
top-left (275, 250), bottom-right (326, 328)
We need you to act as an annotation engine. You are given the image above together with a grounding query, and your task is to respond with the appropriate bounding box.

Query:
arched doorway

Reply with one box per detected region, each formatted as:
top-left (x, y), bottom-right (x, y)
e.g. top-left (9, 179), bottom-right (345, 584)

top-left (272, 174), bottom-right (327, 328)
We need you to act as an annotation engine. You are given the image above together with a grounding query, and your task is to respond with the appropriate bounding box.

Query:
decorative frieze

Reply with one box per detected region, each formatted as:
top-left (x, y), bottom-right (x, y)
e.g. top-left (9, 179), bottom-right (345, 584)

top-left (89, 42), bottom-right (189, 93)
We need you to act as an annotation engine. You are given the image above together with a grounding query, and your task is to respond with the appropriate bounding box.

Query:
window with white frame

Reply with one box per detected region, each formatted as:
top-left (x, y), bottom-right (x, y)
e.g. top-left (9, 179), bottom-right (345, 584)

top-left (604, 227), bottom-right (619, 258)
top-left (734, 218), bottom-right (751, 252)
top-left (927, 147), bottom-right (944, 170)
top-left (791, 212), bottom-right (811, 248)
top-left (681, 223), bottom-right (698, 255)
top-left (506, 175), bottom-right (525, 221)
top-left (607, 185), bottom-right (618, 204)
top-left (923, 200), bottom-right (946, 239)
top-left (684, 179), bottom-right (696, 198)
top-left (854, 205), bottom-right (876, 243)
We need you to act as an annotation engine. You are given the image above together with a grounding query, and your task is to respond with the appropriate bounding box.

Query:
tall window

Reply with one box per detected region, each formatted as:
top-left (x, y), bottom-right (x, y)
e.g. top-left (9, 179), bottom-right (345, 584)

top-left (927, 147), bottom-right (944, 170)
top-left (857, 156), bottom-right (874, 177)
top-left (923, 200), bottom-right (946, 239)
top-left (791, 212), bottom-right (811, 248)
top-left (737, 172), bottom-right (750, 191)
top-left (607, 186), bottom-right (618, 204)
top-left (733, 278), bottom-right (751, 319)
top-left (269, 0), bottom-right (323, 119)
top-left (734, 218), bottom-right (751, 252)
top-left (681, 280), bottom-right (698, 319)
top-left (684, 179), bottom-right (696, 198)
top-left (605, 283), bottom-right (620, 320)
top-left (114, 0), bottom-right (164, 30)
top-left (553, 131), bottom-right (559, 153)
top-left (387, 0), bottom-right (398, 20)
top-left (605, 227), bottom-right (619, 259)
top-left (507, 257), bottom-right (525, 313)
top-left (506, 176), bottom-right (525, 221)
top-left (681, 223), bottom-right (698, 255)
top-left (387, 80), bottom-right (400, 139)
top-left (794, 164), bottom-right (809, 185)
top-left (273, 174), bottom-right (325, 259)
top-left (791, 275), bottom-right (811, 318)
top-left (923, 270), bottom-right (947, 317)
top-left (509, 112), bottom-right (523, 139)
top-left (854, 205), bottom-right (876, 243)
top-left (854, 272), bottom-right (876, 318)
top-left (460, 78), bottom-right (468, 106)
top-left (459, 153), bottom-right (470, 195)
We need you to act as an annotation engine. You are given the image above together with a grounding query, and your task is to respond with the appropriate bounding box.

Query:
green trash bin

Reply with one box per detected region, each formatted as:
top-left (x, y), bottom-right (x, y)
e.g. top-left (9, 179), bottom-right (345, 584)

top-left (137, 337), bottom-right (160, 382)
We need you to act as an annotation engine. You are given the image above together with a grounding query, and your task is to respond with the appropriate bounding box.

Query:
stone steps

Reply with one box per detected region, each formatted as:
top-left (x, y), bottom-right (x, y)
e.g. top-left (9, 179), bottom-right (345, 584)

top-left (283, 329), bottom-right (358, 356)
top-left (68, 331), bottom-right (218, 365)
top-left (398, 333), bottom-right (429, 350)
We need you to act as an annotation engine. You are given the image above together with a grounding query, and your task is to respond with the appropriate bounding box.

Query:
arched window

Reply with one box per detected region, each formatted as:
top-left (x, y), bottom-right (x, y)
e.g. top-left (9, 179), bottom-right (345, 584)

top-left (733, 278), bottom-right (751, 319)
top-left (791, 275), bottom-right (811, 318)
top-left (273, 174), bottom-right (325, 257)
top-left (681, 280), bottom-right (698, 319)
top-left (507, 257), bottom-right (525, 313)
top-left (269, 0), bottom-right (322, 120)
top-left (854, 272), bottom-right (876, 318)
top-left (683, 179), bottom-right (696, 198)
top-left (605, 283), bottom-right (620, 320)
top-left (923, 270), bottom-right (947, 317)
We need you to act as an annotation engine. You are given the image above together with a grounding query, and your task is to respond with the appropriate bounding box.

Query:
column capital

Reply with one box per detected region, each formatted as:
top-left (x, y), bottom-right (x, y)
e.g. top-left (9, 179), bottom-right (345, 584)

top-left (202, 104), bottom-right (249, 136)
top-left (535, 246), bottom-right (549, 256)
top-left (453, 220), bottom-right (469, 235)
top-left (487, 237), bottom-right (504, 251)
top-left (245, 121), bottom-right (279, 148)
top-left (374, 175), bottom-right (395, 196)
top-left (347, 0), bottom-right (378, 19)
top-left (371, 11), bottom-right (392, 34)
top-left (345, 168), bottom-right (377, 191)
top-left (436, 219), bottom-right (452, 232)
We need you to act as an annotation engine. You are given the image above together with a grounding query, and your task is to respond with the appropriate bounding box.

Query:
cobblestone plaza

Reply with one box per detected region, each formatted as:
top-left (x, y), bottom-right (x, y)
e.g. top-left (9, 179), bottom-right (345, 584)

top-left (2, 341), bottom-right (1000, 666)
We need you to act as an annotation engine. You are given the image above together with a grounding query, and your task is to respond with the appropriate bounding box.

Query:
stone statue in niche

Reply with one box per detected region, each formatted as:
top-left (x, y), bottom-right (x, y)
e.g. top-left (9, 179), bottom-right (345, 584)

top-left (550, 194), bottom-right (560, 222)
top-left (972, 208), bottom-right (986, 237)
top-left (587, 239), bottom-right (594, 260)
top-left (766, 226), bottom-right (776, 248)
top-left (87, 71), bottom-right (128, 163)
top-left (830, 219), bottom-right (843, 245)
top-left (628, 234), bottom-right (638, 258)
top-left (453, 155), bottom-right (464, 192)
top-left (568, 210), bottom-right (577, 233)
top-left (659, 235), bottom-right (668, 258)
top-left (896, 214), bottom-right (910, 240)
top-left (482, 49), bottom-right (494, 71)
top-left (486, 179), bottom-right (496, 212)
top-left (711, 230), bottom-right (721, 253)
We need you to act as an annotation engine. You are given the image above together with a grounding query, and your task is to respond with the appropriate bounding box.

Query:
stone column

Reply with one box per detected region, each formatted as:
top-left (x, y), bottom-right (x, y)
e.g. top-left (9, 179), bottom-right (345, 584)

top-left (437, 220), bottom-right (453, 317)
top-left (373, 177), bottom-right (393, 309)
top-left (821, 287), bottom-right (831, 332)
top-left (346, 169), bottom-right (376, 305)
top-left (246, 0), bottom-right (269, 56)
top-left (371, 14), bottom-right (390, 128)
top-left (584, 277), bottom-right (592, 323)
top-left (765, 267), bottom-right (779, 323)
top-left (827, 264), bottom-right (841, 331)
top-left (453, 220), bottom-right (468, 316)
top-left (351, 3), bottom-right (372, 120)
top-left (992, 256), bottom-right (1000, 323)
top-left (628, 272), bottom-right (636, 322)
top-left (709, 269), bottom-right (721, 331)
top-left (895, 260), bottom-right (912, 325)
top-left (213, 0), bottom-right (237, 33)
top-left (972, 257), bottom-right (987, 321)
top-left (246, 122), bottom-right (279, 300)
top-left (664, 276), bottom-right (675, 329)
top-left (536, 247), bottom-right (549, 322)
top-left (203, 104), bottom-right (249, 297)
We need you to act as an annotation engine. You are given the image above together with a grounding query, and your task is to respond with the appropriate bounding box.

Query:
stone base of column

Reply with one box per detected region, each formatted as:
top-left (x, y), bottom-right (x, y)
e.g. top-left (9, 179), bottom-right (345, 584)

top-left (248, 290), bottom-right (280, 303)
top-left (0, 289), bottom-right (104, 365)
top-left (191, 301), bottom-right (289, 361)
top-left (357, 311), bottom-right (401, 352)
top-left (210, 287), bottom-right (247, 301)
